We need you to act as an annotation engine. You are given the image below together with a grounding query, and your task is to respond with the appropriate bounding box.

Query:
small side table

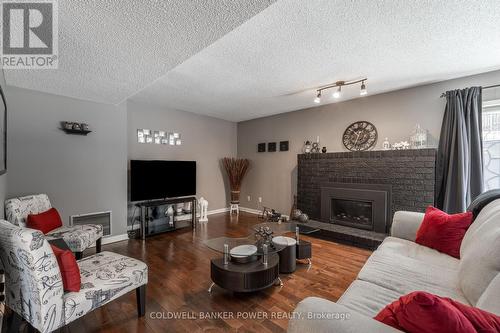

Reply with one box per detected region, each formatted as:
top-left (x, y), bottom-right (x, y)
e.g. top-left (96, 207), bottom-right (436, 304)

top-left (209, 253), bottom-right (280, 293)
top-left (230, 202), bottom-right (239, 215)
top-left (296, 240), bottom-right (312, 265)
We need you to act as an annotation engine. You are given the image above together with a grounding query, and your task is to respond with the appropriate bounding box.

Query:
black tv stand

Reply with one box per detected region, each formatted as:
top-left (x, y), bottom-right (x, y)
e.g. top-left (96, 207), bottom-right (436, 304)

top-left (136, 196), bottom-right (197, 239)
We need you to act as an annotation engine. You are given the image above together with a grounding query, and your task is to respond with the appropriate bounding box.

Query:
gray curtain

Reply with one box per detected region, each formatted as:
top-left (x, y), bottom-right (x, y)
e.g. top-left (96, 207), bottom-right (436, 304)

top-left (436, 87), bottom-right (483, 213)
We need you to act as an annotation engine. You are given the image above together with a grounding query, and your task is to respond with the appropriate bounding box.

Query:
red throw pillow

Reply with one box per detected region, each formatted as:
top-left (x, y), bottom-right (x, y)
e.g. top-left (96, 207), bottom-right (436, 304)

top-left (374, 291), bottom-right (500, 333)
top-left (51, 244), bottom-right (81, 292)
top-left (27, 208), bottom-right (63, 234)
top-left (415, 206), bottom-right (473, 258)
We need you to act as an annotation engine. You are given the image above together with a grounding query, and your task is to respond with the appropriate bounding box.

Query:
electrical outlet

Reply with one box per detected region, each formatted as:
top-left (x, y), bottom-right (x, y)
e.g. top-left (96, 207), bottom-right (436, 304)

top-left (258, 197), bottom-right (262, 203)
top-left (247, 196), bottom-right (251, 202)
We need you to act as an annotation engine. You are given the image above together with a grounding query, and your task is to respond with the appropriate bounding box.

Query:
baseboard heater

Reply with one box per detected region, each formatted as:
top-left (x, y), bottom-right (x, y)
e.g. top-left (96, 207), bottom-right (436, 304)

top-left (71, 211), bottom-right (112, 236)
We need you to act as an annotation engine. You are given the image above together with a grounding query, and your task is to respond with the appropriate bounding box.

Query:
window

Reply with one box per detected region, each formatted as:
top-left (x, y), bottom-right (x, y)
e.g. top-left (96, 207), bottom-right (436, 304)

top-left (482, 100), bottom-right (500, 190)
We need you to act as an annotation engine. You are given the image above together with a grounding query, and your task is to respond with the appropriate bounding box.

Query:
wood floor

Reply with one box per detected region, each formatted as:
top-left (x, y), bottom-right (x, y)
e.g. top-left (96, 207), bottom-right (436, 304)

top-left (65, 212), bottom-right (371, 332)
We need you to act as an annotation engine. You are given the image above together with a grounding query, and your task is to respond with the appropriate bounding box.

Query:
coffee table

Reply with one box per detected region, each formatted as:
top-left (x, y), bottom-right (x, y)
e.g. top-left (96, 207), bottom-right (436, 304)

top-left (204, 235), bottom-right (286, 293)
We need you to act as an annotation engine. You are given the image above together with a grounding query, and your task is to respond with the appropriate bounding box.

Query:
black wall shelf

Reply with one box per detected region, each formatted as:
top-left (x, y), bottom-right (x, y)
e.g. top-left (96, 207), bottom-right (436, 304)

top-left (61, 128), bottom-right (92, 136)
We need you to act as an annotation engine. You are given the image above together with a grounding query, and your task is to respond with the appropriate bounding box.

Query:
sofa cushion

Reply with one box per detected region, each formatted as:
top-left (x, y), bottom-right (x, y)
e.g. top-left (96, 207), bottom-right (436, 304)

top-left (415, 206), bottom-right (473, 259)
top-left (338, 280), bottom-right (402, 317)
top-left (374, 291), bottom-right (500, 333)
top-left (459, 198), bottom-right (500, 305)
top-left (27, 207), bottom-right (63, 234)
top-left (46, 224), bottom-right (103, 253)
top-left (63, 251), bottom-right (148, 324)
top-left (358, 250), bottom-right (469, 304)
top-left (377, 237), bottom-right (460, 270)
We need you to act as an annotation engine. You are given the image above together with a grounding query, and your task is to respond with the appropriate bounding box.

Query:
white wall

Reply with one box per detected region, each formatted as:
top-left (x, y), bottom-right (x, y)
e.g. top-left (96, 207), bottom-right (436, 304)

top-left (127, 100), bottom-right (237, 213)
top-left (7, 87), bottom-right (128, 235)
top-left (237, 70), bottom-right (500, 214)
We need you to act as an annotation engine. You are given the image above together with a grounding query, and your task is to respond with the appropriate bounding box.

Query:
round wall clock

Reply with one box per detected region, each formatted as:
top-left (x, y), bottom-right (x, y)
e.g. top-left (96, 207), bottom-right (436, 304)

top-left (342, 121), bottom-right (378, 151)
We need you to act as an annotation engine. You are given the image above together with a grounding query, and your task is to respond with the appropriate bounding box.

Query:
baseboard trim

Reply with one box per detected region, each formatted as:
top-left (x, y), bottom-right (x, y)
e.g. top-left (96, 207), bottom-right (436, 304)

top-left (207, 207), bottom-right (230, 215)
top-left (239, 207), bottom-right (261, 215)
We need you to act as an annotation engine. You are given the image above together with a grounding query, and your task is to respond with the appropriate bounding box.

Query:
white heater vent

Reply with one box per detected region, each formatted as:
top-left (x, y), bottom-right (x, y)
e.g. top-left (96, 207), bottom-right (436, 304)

top-left (71, 211), bottom-right (111, 236)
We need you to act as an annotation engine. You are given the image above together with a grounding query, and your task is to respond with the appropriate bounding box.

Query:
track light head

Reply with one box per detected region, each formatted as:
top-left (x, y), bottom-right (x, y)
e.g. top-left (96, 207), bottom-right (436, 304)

top-left (360, 81), bottom-right (367, 96)
top-left (314, 91), bottom-right (322, 104)
top-left (333, 86), bottom-right (341, 99)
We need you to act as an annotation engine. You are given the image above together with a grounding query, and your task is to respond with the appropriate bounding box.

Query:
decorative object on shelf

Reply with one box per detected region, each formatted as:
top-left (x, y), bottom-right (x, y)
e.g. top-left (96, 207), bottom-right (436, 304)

top-left (298, 213), bottom-right (309, 223)
top-left (279, 141), bottom-right (289, 152)
top-left (311, 142), bottom-right (320, 153)
top-left (222, 157), bottom-right (250, 208)
top-left (60, 121), bottom-right (92, 135)
top-left (410, 124), bottom-right (428, 149)
top-left (183, 202), bottom-right (192, 213)
top-left (268, 142), bottom-right (277, 152)
top-left (342, 121), bottom-right (378, 151)
top-left (382, 137), bottom-right (391, 150)
top-left (198, 197), bottom-right (208, 222)
top-left (258, 143), bottom-right (266, 152)
top-left (303, 140), bottom-right (312, 153)
top-left (392, 141), bottom-right (411, 150)
top-left (313, 78), bottom-right (368, 103)
top-left (322, 147), bottom-right (327, 153)
top-left (166, 205), bottom-right (174, 227)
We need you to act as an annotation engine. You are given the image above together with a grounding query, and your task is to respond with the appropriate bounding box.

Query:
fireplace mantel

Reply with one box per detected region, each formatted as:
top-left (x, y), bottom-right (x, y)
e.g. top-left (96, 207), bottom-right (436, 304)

top-left (297, 148), bottom-right (436, 230)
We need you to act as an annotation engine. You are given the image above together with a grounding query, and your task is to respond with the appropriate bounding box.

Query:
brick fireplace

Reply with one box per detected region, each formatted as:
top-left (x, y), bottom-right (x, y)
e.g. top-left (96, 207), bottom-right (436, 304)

top-left (297, 149), bottom-right (436, 241)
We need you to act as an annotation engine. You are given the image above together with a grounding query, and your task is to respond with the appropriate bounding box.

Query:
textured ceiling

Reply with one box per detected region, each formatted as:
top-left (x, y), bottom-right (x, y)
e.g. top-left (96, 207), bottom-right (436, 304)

top-left (5, 0), bottom-right (276, 104)
top-left (131, 0), bottom-right (500, 122)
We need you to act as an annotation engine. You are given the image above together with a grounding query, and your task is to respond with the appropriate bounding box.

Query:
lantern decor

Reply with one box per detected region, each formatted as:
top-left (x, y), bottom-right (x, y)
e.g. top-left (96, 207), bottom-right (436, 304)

top-left (410, 124), bottom-right (428, 149)
top-left (222, 157), bottom-right (250, 205)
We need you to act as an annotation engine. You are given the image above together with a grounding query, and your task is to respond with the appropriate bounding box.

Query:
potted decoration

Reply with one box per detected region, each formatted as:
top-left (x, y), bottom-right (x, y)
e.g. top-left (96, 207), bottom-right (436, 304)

top-left (222, 157), bottom-right (250, 205)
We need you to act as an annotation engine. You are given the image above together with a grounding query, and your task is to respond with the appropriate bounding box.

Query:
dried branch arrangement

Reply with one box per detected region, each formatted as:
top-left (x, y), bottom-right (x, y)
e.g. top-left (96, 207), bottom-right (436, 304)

top-left (222, 157), bottom-right (250, 203)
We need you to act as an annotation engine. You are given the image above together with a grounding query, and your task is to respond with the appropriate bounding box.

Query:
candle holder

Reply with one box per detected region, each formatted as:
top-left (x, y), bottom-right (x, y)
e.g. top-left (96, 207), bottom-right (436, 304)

top-left (262, 244), bottom-right (268, 266)
top-left (223, 244), bottom-right (229, 265)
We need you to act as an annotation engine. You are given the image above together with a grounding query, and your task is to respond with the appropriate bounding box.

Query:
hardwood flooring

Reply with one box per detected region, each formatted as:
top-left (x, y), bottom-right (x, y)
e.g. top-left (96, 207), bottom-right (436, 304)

top-left (17, 212), bottom-right (373, 333)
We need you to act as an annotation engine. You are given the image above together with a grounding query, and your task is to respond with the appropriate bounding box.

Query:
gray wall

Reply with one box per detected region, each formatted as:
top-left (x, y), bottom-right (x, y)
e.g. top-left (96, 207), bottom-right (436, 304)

top-left (237, 70), bottom-right (500, 214)
top-left (7, 86), bottom-right (128, 236)
top-left (127, 101), bottom-right (237, 213)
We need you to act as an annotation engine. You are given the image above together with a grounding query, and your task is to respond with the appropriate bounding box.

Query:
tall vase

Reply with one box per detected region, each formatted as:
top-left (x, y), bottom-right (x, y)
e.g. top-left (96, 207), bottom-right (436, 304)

top-left (231, 190), bottom-right (240, 204)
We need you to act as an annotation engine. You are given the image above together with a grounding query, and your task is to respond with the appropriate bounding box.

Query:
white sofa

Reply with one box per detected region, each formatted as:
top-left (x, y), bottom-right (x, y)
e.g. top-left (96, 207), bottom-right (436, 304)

top-left (289, 199), bottom-right (500, 332)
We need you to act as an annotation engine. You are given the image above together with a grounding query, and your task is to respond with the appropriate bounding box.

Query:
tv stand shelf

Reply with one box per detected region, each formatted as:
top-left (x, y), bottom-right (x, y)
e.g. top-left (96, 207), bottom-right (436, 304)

top-left (136, 196), bottom-right (197, 239)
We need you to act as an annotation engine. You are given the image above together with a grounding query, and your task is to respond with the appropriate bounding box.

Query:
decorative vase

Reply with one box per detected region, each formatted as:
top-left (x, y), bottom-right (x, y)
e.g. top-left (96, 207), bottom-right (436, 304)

top-left (230, 190), bottom-right (240, 204)
top-left (322, 147), bottom-right (327, 153)
top-left (382, 138), bottom-right (390, 150)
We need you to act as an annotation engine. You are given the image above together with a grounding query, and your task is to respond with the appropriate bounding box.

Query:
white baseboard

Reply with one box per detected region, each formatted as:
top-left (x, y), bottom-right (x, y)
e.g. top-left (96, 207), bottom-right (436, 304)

top-left (239, 206), bottom-right (261, 215)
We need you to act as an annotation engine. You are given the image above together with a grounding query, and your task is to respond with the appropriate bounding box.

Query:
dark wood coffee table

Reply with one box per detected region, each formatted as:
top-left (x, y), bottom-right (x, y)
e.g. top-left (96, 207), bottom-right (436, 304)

top-left (209, 253), bottom-right (280, 293)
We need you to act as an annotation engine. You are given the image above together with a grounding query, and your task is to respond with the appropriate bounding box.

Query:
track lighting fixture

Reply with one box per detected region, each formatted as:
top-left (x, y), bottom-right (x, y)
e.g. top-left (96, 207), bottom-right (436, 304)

top-left (313, 78), bottom-right (368, 103)
top-left (360, 80), bottom-right (367, 96)
top-left (314, 91), bottom-right (321, 103)
top-left (333, 86), bottom-right (341, 99)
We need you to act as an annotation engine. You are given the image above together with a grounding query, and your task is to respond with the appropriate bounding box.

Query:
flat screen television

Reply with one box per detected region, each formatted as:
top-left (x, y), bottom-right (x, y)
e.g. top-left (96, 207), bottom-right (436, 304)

top-left (130, 160), bottom-right (196, 201)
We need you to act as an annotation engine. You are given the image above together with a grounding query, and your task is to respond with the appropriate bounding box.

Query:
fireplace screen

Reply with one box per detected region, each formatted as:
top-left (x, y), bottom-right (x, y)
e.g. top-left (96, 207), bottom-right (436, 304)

top-left (331, 198), bottom-right (373, 230)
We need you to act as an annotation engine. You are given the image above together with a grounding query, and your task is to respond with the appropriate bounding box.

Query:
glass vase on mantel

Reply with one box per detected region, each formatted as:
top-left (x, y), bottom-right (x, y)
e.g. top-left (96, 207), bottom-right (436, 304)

top-left (410, 124), bottom-right (428, 149)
